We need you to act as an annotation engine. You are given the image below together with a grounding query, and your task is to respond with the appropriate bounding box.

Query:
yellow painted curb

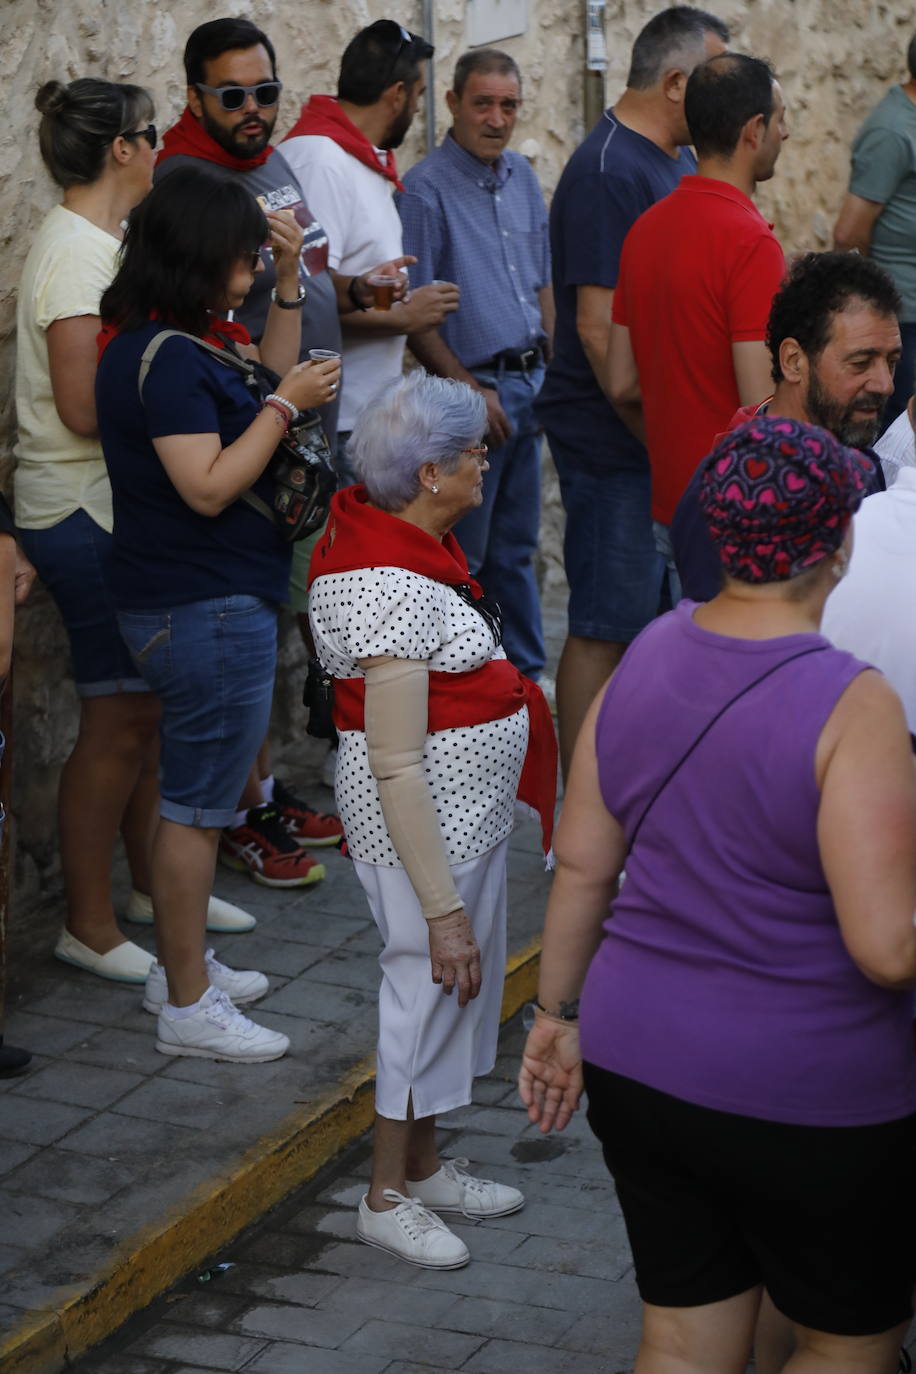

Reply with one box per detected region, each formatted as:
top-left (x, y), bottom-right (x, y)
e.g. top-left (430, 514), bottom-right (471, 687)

top-left (0, 941), bottom-right (540, 1374)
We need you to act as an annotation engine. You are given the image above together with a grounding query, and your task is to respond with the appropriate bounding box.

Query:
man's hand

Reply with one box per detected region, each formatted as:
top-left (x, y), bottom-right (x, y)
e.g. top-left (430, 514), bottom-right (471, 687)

top-left (428, 907), bottom-right (481, 1007)
top-left (479, 387), bottom-right (512, 447)
top-left (400, 282), bottom-right (460, 332)
top-left (351, 255), bottom-right (417, 309)
top-left (13, 546), bottom-right (35, 606)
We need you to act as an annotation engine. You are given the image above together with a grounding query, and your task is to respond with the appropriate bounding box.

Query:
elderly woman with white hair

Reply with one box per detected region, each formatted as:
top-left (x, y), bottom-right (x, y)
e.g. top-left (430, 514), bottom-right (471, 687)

top-left (308, 369), bottom-right (556, 1270)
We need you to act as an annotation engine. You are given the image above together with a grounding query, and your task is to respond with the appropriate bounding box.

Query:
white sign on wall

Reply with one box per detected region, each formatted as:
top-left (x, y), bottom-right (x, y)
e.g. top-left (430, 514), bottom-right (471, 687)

top-left (466, 0), bottom-right (529, 47)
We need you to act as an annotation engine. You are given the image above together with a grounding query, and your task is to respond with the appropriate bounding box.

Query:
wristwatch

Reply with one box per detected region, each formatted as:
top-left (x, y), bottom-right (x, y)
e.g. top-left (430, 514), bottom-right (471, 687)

top-left (271, 284), bottom-right (307, 310)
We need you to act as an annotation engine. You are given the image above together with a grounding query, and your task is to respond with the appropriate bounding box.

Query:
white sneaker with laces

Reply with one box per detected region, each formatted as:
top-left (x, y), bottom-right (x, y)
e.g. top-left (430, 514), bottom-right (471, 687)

top-left (357, 1189), bottom-right (470, 1269)
top-left (155, 986), bottom-right (288, 1062)
top-left (407, 1157), bottom-right (525, 1219)
top-left (143, 949), bottom-right (269, 1014)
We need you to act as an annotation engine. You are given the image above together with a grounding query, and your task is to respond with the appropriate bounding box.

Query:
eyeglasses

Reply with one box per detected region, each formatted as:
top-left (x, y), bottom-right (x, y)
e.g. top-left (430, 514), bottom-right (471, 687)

top-left (463, 444), bottom-right (489, 460)
top-left (196, 80), bottom-right (283, 112)
top-left (120, 124), bottom-right (157, 149)
top-left (379, 21), bottom-right (415, 90)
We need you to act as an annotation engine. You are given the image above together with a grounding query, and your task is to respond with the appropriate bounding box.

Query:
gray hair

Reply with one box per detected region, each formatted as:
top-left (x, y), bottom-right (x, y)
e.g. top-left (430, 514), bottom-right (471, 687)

top-left (453, 48), bottom-right (522, 97)
top-left (347, 371), bottom-right (488, 512)
top-left (626, 6), bottom-right (729, 90)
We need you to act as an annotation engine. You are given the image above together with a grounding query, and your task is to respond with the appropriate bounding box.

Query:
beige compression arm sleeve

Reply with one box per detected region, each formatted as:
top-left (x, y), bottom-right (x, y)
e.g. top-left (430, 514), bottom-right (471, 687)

top-left (361, 657), bottom-right (464, 921)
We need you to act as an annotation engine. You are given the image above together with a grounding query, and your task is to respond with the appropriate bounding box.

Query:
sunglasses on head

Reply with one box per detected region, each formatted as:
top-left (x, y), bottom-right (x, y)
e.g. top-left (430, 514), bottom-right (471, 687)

top-left (379, 21), bottom-right (416, 89)
top-left (196, 80), bottom-right (283, 112)
top-left (120, 124), bottom-right (157, 149)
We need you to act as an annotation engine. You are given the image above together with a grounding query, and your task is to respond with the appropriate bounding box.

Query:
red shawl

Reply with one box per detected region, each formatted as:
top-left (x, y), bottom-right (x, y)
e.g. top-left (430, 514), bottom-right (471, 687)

top-left (282, 95), bottom-right (404, 192)
top-left (309, 486), bottom-right (558, 854)
top-left (157, 106), bottom-right (273, 171)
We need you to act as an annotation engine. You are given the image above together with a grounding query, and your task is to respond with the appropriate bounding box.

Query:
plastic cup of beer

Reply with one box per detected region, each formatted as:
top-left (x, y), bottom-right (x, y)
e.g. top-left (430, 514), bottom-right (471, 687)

top-left (308, 349), bottom-right (341, 362)
top-left (366, 273), bottom-right (398, 310)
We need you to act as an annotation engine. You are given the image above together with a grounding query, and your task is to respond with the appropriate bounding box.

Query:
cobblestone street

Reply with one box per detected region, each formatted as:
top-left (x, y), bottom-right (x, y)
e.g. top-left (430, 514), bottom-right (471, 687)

top-left (71, 1014), bottom-right (646, 1374)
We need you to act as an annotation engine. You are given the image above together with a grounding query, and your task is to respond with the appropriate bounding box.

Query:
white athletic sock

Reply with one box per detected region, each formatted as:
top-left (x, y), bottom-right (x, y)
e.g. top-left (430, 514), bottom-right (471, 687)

top-left (231, 807), bottom-right (250, 829)
top-left (260, 773), bottom-right (275, 804)
top-left (165, 996), bottom-right (204, 1019)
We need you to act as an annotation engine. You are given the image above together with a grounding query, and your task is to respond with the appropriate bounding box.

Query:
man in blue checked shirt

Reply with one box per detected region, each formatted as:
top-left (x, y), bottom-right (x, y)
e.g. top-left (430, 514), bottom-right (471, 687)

top-left (398, 49), bottom-right (553, 683)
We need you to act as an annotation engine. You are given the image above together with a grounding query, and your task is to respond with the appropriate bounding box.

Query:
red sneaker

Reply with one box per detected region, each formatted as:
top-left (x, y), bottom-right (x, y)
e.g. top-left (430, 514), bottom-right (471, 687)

top-left (273, 779), bottom-right (345, 848)
top-left (219, 804), bottom-right (326, 888)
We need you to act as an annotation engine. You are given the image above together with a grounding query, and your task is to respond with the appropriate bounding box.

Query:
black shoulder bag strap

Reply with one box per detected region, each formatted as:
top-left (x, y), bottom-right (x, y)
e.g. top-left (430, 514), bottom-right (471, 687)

top-left (626, 644), bottom-right (829, 855)
top-left (136, 328), bottom-right (275, 523)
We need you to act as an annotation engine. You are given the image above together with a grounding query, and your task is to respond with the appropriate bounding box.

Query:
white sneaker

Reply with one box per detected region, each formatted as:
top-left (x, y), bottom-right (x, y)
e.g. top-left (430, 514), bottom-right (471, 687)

top-left (125, 888), bottom-right (257, 933)
top-left (357, 1189), bottom-right (470, 1269)
top-left (155, 986), bottom-right (288, 1062)
top-left (143, 950), bottom-right (269, 1014)
top-left (407, 1157), bottom-right (525, 1219)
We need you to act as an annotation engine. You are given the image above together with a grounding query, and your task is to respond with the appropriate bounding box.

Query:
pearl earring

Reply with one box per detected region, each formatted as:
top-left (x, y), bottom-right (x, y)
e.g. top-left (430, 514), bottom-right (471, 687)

top-left (430, 483), bottom-right (439, 494)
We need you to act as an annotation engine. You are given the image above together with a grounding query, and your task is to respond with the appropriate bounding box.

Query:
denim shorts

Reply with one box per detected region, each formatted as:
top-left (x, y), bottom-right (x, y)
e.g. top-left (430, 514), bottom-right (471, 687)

top-left (118, 595), bottom-right (278, 828)
top-left (549, 437), bottom-right (668, 643)
top-left (19, 509), bottom-right (149, 698)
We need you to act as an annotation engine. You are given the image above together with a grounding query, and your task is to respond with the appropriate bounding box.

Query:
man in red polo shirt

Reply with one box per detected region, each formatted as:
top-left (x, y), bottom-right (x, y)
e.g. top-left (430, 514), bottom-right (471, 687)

top-left (608, 52), bottom-right (788, 585)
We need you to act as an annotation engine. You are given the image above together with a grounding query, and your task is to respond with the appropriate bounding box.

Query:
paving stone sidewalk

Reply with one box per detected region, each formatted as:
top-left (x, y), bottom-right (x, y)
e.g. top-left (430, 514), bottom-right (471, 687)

top-left (72, 1014), bottom-right (647, 1374)
top-left (0, 595), bottom-right (568, 1360)
top-left (0, 808), bottom-right (550, 1351)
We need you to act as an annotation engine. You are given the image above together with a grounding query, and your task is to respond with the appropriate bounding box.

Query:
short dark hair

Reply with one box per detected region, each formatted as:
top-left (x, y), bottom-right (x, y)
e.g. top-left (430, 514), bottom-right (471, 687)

top-left (100, 165), bottom-right (267, 338)
top-left (337, 19), bottom-right (434, 105)
top-left (767, 252), bottom-right (902, 382)
top-left (183, 18), bottom-right (277, 86)
top-left (626, 6), bottom-right (729, 90)
top-left (35, 78), bottom-right (154, 189)
top-left (685, 53), bottom-right (774, 157)
top-left (452, 48), bottom-right (521, 97)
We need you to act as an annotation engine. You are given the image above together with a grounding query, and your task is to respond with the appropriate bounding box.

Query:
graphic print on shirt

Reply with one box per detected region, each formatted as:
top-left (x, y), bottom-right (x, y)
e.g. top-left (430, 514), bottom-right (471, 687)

top-left (256, 184), bottom-right (329, 278)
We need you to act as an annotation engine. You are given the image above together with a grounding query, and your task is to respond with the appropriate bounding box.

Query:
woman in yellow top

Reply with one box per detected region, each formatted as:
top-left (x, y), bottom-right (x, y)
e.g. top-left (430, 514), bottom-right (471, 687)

top-left (15, 80), bottom-right (176, 982)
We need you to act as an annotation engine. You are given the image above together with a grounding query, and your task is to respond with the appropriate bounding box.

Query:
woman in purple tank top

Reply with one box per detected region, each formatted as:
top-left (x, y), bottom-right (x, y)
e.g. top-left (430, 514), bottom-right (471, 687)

top-left (520, 417), bottom-right (916, 1374)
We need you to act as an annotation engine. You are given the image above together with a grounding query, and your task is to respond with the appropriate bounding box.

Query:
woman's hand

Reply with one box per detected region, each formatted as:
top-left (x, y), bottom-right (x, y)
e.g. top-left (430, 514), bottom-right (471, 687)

top-left (519, 1016), bottom-right (583, 1134)
top-left (266, 209), bottom-right (304, 297)
top-left (428, 908), bottom-right (481, 1007)
top-left (275, 357), bottom-right (341, 414)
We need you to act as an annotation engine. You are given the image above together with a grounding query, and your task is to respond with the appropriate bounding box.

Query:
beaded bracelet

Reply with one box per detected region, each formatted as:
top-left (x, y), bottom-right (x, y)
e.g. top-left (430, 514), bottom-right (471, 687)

top-left (264, 391), bottom-right (299, 422)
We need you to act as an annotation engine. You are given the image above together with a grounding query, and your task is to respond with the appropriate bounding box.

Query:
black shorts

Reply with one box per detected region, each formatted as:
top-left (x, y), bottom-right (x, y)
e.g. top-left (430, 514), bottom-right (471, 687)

top-left (583, 1062), bottom-right (916, 1337)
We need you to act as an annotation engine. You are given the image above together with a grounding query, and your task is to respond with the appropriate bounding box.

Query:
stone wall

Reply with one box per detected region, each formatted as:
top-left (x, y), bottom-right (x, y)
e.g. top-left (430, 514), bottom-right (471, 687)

top-left (3, 0), bottom-right (914, 909)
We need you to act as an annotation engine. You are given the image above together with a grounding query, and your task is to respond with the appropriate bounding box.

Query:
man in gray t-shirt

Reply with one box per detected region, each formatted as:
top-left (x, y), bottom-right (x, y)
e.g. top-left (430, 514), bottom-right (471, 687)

top-left (835, 33), bottom-right (916, 427)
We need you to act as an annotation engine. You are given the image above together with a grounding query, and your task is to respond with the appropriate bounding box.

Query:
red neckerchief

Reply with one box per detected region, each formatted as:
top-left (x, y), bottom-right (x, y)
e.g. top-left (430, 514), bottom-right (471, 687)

top-left (96, 314), bottom-right (251, 363)
top-left (309, 487), bottom-right (558, 855)
top-left (282, 95), bottom-right (404, 192)
top-left (157, 106), bottom-right (273, 172)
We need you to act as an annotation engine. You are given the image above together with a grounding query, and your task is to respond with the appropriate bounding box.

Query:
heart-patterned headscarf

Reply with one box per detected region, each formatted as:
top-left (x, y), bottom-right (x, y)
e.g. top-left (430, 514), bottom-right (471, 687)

top-left (698, 415), bottom-right (872, 584)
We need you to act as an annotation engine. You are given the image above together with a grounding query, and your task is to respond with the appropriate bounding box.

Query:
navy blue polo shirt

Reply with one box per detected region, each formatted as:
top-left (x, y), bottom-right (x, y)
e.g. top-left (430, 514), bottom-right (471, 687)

top-left (96, 322), bottom-right (291, 610)
top-left (535, 111), bottom-right (695, 472)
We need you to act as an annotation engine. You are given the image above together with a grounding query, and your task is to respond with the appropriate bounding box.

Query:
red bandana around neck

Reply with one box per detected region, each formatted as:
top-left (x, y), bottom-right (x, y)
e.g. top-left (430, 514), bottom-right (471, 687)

top-left (309, 487), bottom-right (558, 855)
top-left (157, 106), bottom-right (274, 172)
top-left (96, 314), bottom-right (251, 363)
top-left (282, 95), bottom-right (404, 192)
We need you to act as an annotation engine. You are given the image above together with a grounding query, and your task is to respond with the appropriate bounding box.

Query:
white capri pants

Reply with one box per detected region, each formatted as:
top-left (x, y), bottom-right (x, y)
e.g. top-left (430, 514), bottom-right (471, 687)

top-left (353, 835), bottom-right (509, 1120)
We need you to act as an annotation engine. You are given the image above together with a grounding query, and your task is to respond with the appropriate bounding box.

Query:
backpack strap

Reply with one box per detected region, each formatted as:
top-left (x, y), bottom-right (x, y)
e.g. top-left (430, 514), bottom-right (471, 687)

top-left (137, 328), bottom-right (254, 399)
top-left (135, 329), bottom-right (276, 525)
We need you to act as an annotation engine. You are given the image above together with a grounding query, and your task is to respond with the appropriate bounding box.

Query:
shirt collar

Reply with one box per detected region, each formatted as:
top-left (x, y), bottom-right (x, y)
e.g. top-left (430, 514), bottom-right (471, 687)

top-left (679, 174), bottom-right (774, 230)
top-left (441, 129), bottom-right (511, 188)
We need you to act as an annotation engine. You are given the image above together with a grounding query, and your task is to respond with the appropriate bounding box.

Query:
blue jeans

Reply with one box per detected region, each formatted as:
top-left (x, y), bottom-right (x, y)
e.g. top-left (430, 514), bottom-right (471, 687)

top-left (20, 510), bottom-right (148, 697)
top-left (118, 595), bottom-right (278, 828)
top-left (454, 365), bottom-right (546, 680)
